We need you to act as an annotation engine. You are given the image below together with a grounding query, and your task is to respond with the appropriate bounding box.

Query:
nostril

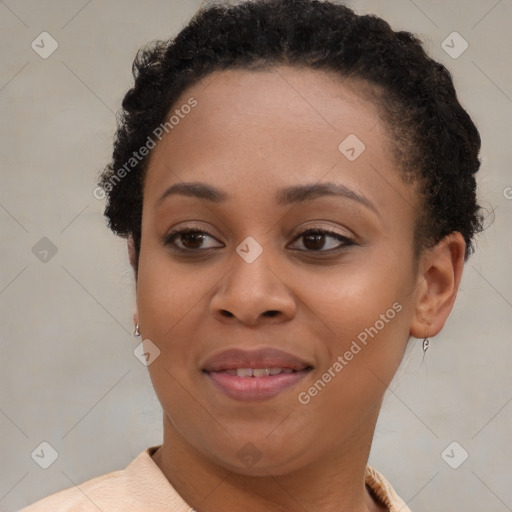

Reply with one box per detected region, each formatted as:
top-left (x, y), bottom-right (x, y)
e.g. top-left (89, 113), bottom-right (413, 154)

top-left (218, 309), bottom-right (280, 319)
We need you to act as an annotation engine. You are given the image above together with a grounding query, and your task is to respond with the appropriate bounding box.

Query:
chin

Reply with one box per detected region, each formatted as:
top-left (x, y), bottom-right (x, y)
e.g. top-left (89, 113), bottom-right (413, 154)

top-left (205, 440), bottom-right (314, 478)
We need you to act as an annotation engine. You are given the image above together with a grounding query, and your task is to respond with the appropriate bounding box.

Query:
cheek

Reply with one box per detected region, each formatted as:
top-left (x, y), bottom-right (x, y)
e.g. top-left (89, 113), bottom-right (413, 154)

top-left (136, 251), bottom-right (205, 437)
top-left (135, 243), bottom-right (216, 399)
top-left (291, 283), bottom-right (410, 458)
top-left (136, 243), bottom-right (207, 340)
top-left (297, 254), bottom-right (410, 344)
top-left (294, 255), bottom-right (413, 416)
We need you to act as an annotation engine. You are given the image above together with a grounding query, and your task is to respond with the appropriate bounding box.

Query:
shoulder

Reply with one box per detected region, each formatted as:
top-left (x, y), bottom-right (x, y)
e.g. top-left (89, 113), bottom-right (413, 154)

top-left (365, 466), bottom-right (412, 512)
top-left (20, 468), bottom-right (125, 512)
top-left (20, 446), bottom-right (191, 512)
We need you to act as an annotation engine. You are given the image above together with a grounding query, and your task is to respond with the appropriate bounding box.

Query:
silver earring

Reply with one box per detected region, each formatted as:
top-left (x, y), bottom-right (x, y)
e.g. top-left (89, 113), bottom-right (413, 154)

top-left (422, 335), bottom-right (430, 353)
top-left (133, 323), bottom-right (140, 337)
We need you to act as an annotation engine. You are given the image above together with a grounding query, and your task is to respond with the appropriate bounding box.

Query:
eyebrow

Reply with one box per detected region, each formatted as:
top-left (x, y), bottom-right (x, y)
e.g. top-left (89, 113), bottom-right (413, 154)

top-left (156, 181), bottom-right (378, 214)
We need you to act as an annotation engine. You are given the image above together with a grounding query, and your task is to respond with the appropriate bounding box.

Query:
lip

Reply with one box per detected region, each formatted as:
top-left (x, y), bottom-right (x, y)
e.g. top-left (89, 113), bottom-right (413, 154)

top-left (202, 347), bottom-right (314, 401)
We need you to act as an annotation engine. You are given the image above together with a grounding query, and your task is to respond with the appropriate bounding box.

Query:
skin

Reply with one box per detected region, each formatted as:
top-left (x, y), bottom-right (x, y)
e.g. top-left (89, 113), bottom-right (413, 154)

top-left (129, 66), bottom-right (466, 512)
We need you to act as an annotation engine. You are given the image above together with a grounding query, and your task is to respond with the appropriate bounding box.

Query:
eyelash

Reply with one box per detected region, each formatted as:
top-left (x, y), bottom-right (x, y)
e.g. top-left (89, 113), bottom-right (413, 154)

top-left (163, 226), bottom-right (355, 255)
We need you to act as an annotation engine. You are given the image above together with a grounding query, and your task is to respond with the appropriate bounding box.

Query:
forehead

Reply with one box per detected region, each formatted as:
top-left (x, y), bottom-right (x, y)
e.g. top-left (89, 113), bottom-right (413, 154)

top-left (167, 66), bottom-right (383, 146)
top-left (143, 66), bottom-right (416, 225)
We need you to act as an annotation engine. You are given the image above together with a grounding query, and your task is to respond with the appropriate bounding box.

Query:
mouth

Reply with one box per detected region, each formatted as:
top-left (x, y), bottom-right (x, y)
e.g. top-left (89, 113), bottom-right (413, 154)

top-left (216, 367), bottom-right (304, 377)
top-left (202, 347), bottom-right (314, 401)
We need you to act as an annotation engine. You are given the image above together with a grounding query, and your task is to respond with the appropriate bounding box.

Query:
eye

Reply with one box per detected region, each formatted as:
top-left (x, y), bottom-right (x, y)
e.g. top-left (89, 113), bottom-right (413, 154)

top-left (288, 228), bottom-right (355, 252)
top-left (164, 228), bottom-right (224, 251)
top-left (164, 226), bottom-right (355, 254)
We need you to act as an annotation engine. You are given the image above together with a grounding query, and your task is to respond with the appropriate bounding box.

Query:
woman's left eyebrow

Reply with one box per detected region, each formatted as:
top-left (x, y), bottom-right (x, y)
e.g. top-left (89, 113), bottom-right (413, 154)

top-left (276, 182), bottom-right (378, 215)
top-left (156, 181), bottom-right (378, 215)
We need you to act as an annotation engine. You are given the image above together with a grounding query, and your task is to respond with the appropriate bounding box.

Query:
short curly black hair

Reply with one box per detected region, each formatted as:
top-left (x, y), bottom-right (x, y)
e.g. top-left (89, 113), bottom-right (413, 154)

top-left (99, 0), bottom-right (482, 267)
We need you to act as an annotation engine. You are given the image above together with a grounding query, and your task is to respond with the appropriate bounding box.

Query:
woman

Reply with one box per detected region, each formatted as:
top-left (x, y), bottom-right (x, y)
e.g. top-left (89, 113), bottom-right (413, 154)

top-left (22, 0), bottom-right (482, 510)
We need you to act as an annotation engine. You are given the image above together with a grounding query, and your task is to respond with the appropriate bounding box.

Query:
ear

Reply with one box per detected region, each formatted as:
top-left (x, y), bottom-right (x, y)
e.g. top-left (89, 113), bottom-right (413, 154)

top-left (128, 235), bottom-right (139, 329)
top-left (127, 234), bottom-right (137, 272)
top-left (410, 232), bottom-right (466, 339)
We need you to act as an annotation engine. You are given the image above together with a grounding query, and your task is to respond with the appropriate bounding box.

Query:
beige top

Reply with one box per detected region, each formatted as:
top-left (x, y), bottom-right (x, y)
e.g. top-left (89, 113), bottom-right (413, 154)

top-left (21, 446), bottom-right (411, 511)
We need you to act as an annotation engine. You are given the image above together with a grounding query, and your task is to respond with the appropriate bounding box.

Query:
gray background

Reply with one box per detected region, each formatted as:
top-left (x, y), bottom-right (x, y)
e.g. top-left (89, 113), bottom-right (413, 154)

top-left (1, 0), bottom-right (511, 511)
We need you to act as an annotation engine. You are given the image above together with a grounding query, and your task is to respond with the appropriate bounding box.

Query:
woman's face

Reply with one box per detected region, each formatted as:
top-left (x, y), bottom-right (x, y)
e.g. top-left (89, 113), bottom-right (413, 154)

top-left (136, 66), bottom-right (422, 475)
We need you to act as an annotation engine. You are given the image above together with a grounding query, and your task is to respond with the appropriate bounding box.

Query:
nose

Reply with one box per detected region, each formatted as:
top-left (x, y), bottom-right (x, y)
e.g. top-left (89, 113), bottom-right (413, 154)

top-left (209, 249), bottom-right (297, 326)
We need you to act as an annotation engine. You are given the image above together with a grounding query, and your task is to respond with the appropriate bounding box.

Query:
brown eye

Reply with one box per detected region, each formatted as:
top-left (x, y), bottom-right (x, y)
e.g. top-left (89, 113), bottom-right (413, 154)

top-left (165, 229), bottom-right (223, 251)
top-left (303, 232), bottom-right (327, 250)
top-left (180, 232), bottom-right (207, 249)
top-left (290, 229), bottom-right (354, 252)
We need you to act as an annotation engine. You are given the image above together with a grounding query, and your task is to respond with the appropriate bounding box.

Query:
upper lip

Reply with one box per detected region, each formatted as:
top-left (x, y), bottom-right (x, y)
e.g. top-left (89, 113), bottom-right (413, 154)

top-left (201, 347), bottom-right (313, 372)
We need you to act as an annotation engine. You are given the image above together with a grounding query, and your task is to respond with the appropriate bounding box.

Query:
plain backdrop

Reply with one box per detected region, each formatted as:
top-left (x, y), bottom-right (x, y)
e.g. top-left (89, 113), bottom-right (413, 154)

top-left (1, 1), bottom-right (511, 511)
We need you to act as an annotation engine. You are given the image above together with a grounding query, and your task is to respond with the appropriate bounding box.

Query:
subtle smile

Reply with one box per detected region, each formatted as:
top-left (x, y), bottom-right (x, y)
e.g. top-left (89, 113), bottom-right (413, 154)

top-left (202, 348), bottom-right (314, 401)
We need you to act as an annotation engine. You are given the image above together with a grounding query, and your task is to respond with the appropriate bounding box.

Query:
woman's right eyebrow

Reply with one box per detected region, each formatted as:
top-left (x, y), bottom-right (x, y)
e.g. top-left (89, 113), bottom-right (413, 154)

top-left (156, 182), bottom-right (227, 207)
top-left (155, 180), bottom-right (379, 216)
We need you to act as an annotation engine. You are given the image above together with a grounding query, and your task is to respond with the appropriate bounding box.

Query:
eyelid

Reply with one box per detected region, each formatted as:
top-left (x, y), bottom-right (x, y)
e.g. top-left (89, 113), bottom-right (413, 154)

top-left (288, 220), bottom-right (356, 242)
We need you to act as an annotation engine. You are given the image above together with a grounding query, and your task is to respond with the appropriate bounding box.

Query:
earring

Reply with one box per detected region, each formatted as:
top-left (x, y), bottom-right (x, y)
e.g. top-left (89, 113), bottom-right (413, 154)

top-left (422, 332), bottom-right (430, 353)
top-left (133, 323), bottom-right (140, 337)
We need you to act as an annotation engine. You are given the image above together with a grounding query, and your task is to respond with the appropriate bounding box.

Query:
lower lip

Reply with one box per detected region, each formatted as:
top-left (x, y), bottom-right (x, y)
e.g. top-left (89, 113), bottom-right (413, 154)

top-left (205, 370), bottom-right (311, 401)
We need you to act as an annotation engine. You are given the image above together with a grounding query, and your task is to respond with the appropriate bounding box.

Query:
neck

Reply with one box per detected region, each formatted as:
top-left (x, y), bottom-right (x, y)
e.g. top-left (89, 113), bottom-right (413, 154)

top-left (152, 406), bottom-right (387, 512)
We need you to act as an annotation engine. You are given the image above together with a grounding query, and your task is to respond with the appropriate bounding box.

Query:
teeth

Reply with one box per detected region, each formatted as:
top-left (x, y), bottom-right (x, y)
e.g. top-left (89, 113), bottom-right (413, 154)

top-left (252, 368), bottom-right (270, 377)
top-left (230, 367), bottom-right (292, 377)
